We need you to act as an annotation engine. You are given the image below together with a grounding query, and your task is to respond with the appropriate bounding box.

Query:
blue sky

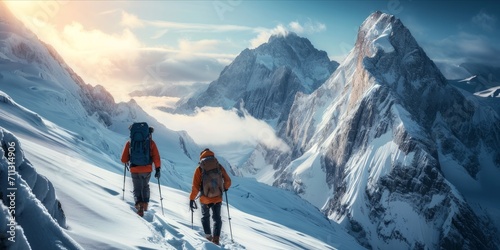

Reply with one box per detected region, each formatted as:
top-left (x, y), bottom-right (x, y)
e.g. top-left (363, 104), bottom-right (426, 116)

top-left (108, 0), bottom-right (500, 63)
top-left (4, 0), bottom-right (499, 151)
top-left (6, 0), bottom-right (500, 100)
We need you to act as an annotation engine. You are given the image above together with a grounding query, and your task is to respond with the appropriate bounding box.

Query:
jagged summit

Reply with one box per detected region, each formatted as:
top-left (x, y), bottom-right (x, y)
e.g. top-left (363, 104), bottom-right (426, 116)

top-left (264, 32), bottom-right (323, 61)
top-left (356, 11), bottom-right (397, 54)
top-left (342, 11), bottom-right (446, 106)
top-left (176, 32), bottom-right (338, 124)
top-left (257, 32), bottom-right (335, 88)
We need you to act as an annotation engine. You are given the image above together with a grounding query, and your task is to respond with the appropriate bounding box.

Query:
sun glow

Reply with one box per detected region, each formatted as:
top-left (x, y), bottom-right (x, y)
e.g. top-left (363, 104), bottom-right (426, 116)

top-left (5, 1), bottom-right (67, 28)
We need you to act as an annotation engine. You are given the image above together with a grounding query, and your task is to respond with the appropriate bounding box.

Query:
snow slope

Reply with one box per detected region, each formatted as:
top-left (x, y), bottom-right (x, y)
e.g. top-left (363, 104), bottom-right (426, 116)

top-left (0, 90), bottom-right (364, 249)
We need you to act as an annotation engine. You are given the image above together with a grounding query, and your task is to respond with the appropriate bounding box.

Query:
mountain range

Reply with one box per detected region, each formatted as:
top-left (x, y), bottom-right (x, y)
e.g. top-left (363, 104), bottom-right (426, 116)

top-left (191, 11), bottom-right (500, 250)
top-left (283, 12), bottom-right (500, 249)
top-left (1, 0), bottom-right (500, 248)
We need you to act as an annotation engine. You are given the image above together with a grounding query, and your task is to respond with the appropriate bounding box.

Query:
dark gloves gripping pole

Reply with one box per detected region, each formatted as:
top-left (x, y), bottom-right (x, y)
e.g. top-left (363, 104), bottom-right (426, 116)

top-left (190, 200), bottom-right (198, 211)
top-left (155, 168), bottom-right (161, 179)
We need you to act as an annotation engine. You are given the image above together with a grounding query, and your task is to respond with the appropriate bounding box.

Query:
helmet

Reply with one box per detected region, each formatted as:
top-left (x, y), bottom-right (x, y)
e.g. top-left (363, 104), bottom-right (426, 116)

top-left (149, 126), bottom-right (154, 134)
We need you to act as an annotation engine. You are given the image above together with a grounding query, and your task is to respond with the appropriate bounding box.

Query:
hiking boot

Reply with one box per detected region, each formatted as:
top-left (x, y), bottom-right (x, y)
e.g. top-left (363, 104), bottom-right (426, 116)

top-left (212, 236), bottom-right (220, 245)
top-left (137, 206), bottom-right (144, 217)
top-left (134, 202), bottom-right (141, 211)
top-left (205, 234), bottom-right (213, 241)
top-left (142, 202), bottom-right (148, 211)
top-left (135, 202), bottom-right (144, 217)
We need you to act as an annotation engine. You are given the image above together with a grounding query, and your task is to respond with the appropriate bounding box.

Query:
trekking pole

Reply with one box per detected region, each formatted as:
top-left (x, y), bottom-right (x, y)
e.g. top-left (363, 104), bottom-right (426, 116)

top-left (157, 176), bottom-right (164, 215)
top-left (122, 163), bottom-right (129, 200)
top-left (225, 191), bottom-right (234, 242)
top-left (191, 195), bottom-right (199, 229)
top-left (191, 208), bottom-right (194, 229)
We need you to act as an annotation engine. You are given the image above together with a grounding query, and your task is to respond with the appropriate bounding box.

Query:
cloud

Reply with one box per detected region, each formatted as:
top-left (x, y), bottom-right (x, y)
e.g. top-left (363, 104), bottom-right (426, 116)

top-left (472, 11), bottom-right (497, 32)
top-left (38, 22), bottom-right (146, 98)
top-left (125, 13), bottom-right (259, 34)
top-left (289, 20), bottom-right (326, 34)
top-left (250, 20), bottom-right (326, 48)
top-left (134, 96), bottom-right (290, 153)
top-left (250, 24), bottom-right (288, 48)
top-left (152, 21), bottom-right (256, 33)
top-left (6, 5), bottom-right (238, 102)
top-left (422, 32), bottom-right (500, 68)
top-left (109, 10), bottom-right (268, 36)
top-left (183, 106), bottom-right (289, 151)
top-left (55, 27), bottom-right (233, 101)
top-left (139, 49), bottom-right (228, 86)
top-left (178, 39), bottom-right (222, 53)
top-left (120, 11), bottom-right (144, 28)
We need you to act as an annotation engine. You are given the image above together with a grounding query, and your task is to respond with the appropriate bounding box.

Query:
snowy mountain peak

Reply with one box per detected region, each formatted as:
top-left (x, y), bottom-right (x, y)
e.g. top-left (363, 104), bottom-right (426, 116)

top-left (356, 11), bottom-right (396, 56)
top-left (177, 32), bottom-right (338, 124)
top-left (265, 31), bottom-right (315, 55)
top-left (267, 30), bottom-right (297, 41)
top-left (255, 31), bottom-right (334, 77)
top-left (339, 10), bottom-right (447, 116)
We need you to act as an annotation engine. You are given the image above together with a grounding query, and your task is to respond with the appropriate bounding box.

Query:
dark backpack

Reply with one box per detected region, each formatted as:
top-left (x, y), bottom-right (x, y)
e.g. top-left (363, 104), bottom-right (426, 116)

top-left (129, 122), bottom-right (151, 166)
top-left (200, 156), bottom-right (223, 198)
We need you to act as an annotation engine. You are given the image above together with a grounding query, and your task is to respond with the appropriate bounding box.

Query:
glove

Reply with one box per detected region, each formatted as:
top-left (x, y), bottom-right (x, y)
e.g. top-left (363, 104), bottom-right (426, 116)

top-left (154, 168), bottom-right (161, 179)
top-left (190, 200), bottom-right (198, 211)
top-left (224, 188), bottom-right (228, 192)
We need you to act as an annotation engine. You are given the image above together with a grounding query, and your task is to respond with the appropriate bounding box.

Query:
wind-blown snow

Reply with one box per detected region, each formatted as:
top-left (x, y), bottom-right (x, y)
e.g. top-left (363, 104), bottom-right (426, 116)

top-left (370, 24), bottom-right (394, 55)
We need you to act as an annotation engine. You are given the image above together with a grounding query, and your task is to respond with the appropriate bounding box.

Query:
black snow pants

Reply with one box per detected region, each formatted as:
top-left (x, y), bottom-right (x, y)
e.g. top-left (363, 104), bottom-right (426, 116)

top-left (201, 202), bottom-right (222, 237)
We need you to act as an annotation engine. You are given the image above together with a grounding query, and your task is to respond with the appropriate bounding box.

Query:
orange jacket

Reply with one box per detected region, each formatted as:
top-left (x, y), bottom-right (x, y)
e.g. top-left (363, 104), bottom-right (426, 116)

top-left (189, 164), bottom-right (231, 204)
top-left (121, 140), bottom-right (161, 173)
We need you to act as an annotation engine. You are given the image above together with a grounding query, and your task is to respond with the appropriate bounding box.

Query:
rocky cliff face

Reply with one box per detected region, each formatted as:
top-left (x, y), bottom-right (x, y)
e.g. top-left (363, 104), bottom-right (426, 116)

top-left (276, 12), bottom-right (500, 249)
top-left (177, 33), bottom-right (338, 125)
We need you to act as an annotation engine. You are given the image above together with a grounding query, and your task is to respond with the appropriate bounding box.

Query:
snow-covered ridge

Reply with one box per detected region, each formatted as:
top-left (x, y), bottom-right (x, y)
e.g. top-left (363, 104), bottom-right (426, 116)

top-left (0, 127), bottom-right (81, 249)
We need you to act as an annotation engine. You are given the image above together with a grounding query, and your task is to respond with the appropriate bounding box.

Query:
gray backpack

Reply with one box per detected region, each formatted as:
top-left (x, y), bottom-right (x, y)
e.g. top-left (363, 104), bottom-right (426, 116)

top-left (200, 156), bottom-right (223, 198)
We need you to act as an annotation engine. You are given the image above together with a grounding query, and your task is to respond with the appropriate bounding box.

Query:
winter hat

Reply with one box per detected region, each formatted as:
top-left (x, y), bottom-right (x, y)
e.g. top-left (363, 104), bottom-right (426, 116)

top-left (199, 148), bottom-right (214, 160)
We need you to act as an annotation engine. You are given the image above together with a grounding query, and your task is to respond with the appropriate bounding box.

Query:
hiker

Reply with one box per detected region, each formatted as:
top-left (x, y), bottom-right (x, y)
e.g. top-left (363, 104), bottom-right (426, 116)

top-left (121, 123), bottom-right (161, 217)
top-left (189, 148), bottom-right (231, 245)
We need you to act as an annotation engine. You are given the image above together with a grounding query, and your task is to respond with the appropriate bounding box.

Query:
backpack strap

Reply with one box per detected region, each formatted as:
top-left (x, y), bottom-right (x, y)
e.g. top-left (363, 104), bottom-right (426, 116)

top-left (198, 166), bottom-right (203, 191)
